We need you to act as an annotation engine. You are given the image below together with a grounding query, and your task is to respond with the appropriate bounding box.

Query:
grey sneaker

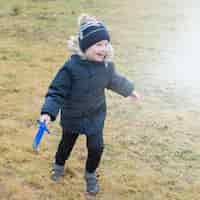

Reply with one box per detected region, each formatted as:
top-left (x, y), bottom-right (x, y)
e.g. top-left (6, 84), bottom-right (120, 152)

top-left (50, 163), bottom-right (64, 181)
top-left (84, 171), bottom-right (99, 195)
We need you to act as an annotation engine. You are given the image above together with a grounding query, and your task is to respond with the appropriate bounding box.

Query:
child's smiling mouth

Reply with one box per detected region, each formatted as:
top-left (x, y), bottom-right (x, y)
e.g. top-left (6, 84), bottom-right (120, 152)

top-left (96, 53), bottom-right (105, 58)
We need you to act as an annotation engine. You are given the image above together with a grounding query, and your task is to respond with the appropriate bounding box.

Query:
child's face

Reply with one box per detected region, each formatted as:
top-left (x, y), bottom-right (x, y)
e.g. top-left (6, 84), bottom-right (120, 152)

top-left (84, 40), bottom-right (109, 62)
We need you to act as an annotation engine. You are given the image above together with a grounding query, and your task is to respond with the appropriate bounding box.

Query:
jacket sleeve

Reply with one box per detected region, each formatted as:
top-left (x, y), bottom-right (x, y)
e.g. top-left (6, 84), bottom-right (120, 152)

top-left (107, 62), bottom-right (134, 97)
top-left (41, 63), bottom-right (71, 121)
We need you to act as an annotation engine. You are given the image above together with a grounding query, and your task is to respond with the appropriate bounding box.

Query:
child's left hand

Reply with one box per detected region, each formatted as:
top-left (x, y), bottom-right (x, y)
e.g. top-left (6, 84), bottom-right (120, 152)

top-left (129, 90), bottom-right (141, 102)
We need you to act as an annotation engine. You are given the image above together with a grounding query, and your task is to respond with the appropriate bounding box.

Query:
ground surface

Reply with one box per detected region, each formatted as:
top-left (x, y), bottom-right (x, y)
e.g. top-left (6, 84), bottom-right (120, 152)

top-left (1, 0), bottom-right (200, 199)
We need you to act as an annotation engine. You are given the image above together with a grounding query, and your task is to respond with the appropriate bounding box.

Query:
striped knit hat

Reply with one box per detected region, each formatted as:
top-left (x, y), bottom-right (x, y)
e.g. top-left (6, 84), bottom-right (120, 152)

top-left (78, 15), bottom-right (110, 52)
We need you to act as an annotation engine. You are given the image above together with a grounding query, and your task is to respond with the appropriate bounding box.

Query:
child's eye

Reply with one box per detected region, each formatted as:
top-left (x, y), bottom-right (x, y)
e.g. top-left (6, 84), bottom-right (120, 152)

top-left (96, 43), bottom-right (103, 47)
top-left (96, 43), bottom-right (108, 48)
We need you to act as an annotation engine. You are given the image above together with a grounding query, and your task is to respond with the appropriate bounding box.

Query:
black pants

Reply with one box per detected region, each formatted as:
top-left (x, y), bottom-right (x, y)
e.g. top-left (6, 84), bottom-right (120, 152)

top-left (55, 129), bottom-right (104, 173)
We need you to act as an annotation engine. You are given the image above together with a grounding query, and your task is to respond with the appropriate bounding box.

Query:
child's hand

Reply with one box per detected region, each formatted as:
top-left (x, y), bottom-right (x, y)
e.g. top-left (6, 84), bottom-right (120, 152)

top-left (40, 114), bottom-right (51, 125)
top-left (129, 90), bottom-right (141, 101)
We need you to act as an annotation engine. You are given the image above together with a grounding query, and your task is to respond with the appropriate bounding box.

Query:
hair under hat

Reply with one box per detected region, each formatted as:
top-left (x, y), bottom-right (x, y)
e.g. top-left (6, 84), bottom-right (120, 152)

top-left (78, 14), bottom-right (110, 52)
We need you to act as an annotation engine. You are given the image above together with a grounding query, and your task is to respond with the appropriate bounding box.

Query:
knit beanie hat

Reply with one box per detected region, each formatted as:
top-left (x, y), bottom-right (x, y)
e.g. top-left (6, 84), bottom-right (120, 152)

top-left (78, 14), bottom-right (110, 52)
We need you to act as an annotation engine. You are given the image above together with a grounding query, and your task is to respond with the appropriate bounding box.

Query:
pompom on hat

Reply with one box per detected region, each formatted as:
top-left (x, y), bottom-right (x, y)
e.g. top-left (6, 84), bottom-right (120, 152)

top-left (78, 14), bottom-right (110, 52)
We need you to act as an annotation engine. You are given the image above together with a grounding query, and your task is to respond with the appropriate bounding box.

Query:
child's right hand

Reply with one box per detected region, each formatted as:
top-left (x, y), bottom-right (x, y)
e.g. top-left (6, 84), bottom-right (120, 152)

top-left (40, 114), bottom-right (51, 125)
top-left (129, 90), bottom-right (141, 102)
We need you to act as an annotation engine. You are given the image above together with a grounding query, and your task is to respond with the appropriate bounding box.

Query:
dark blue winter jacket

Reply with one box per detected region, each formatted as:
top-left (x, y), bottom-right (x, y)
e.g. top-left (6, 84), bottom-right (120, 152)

top-left (41, 55), bottom-right (134, 135)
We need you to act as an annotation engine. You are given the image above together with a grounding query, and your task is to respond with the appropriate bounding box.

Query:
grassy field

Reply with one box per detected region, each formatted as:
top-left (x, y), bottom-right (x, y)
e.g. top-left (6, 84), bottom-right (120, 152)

top-left (1, 0), bottom-right (200, 199)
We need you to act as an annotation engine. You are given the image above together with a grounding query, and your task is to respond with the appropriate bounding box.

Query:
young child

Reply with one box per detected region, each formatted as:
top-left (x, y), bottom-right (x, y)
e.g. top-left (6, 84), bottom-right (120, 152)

top-left (39, 14), bottom-right (140, 194)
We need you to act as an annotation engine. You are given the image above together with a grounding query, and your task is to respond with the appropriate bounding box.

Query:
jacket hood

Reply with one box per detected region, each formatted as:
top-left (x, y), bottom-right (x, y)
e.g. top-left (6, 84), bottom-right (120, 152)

top-left (67, 35), bottom-right (114, 63)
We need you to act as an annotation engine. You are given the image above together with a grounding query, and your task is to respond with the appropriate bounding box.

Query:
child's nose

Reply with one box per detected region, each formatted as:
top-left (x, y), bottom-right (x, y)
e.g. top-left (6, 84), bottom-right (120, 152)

top-left (101, 45), bottom-right (107, 52)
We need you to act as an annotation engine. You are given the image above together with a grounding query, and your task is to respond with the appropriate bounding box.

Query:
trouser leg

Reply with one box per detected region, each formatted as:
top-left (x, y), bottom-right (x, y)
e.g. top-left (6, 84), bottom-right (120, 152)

top-left (55, 129), bottom-right (79, 165)
top-left (85, 132), bottom-right (104, 173)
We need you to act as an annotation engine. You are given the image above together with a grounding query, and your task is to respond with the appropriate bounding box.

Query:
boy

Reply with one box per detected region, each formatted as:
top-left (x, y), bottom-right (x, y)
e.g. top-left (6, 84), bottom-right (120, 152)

top-left (40, 14), bottom-right (140, 194)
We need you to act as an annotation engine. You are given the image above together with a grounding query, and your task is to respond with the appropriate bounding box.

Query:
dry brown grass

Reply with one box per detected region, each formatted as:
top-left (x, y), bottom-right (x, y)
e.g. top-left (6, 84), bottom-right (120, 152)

top-left (1, 0), bottom-right (200, 199)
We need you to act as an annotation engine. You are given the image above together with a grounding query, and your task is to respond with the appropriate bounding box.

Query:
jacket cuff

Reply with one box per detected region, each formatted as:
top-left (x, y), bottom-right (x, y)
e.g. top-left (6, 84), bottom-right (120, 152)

top-left (40, 112), bottom-right (55, 121)
top-left (41, 97), bottom-right (60, 121)
top-left (123, 81), bottom-right (135, 97)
